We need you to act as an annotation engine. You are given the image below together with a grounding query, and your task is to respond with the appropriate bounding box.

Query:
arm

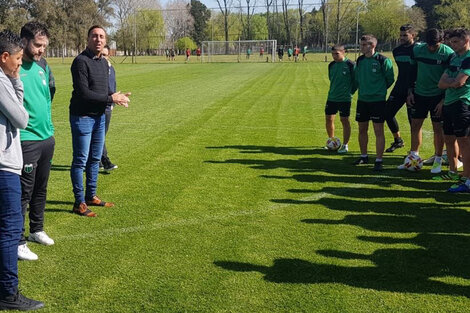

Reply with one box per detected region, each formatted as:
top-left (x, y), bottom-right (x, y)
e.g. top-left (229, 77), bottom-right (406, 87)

top-left (384, 58), bottom-right (395, 89)
top-left (71, 58), bottom-right (111, 103)
top-left (0, 75), bottom-right (29, 129)
top-left (48, 65), bottom-right (56, 101)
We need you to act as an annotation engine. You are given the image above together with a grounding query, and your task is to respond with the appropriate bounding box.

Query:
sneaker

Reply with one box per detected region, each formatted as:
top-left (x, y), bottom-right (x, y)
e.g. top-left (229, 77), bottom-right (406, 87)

top-left (86, 196), bottom-right (114, 208)
top-left (104, 163), bottom-right (118, 172)
top-left (432, 171), bottom-right (460, 181)
top-left (431, 159), bottom-right (442, 174)
top-left (423, 155), bottom-right (436, 165)
top-left (442, 152), bottom-right (449, 165)
top-left (385, 138), bottom-right (404, 153)
top-left (0, 290), bottom-right (44, 311)
top-left (99, 162), bottom-right (104, 170)
top-left (353, 156), bottom-right (369, 165)
top-left (18, 244), bottom-right (38, 261)
top-left (72, 202), bottom-right (97, 217)
top-left (397, 163), bottom-right (406, 170)
top-left (373, 161), bottom-right (383, 171)
top-left (448, 183), bottom-right (470, 193)
top-left (28, 231), bottom-right (54, 246)
top-left (337, 145), bottom-right (348, 154)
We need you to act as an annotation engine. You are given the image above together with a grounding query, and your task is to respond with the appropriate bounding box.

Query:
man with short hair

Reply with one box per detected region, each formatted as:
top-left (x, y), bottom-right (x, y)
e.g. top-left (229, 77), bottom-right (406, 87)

top-left (0, 29), bottom-right (44, 311)
top-left (399, 28), bottom-right (454, 173)
top-left (353, 34), bottom-right (395, 171)
top-left (384, 24), bottom-right (417, 153)
top-left (438, 28), bottom-right (470, 191)
top-left (17, 21), bottom-right (56, 262)
top-left (69, 25), bottom-right (130, 217)
top-left (325, 44), bottom-right (355, 154)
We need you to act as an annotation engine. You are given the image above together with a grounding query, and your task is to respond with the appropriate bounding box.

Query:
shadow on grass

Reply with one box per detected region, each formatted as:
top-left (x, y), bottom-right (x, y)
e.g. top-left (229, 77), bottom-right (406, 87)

top-left (214, 254), bottom-right (470, 296)
top-left (51, 164), bottom-right (70, 172)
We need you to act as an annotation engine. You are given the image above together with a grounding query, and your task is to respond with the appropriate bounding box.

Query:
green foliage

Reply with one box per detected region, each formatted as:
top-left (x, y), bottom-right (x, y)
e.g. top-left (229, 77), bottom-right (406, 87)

top-left (190, 0), bottom-right (211, 45)
top-left (361, 0), bottom-right (408, 44)
top-left (435, 0), bottom-right (470, 30)
top-left (415, 0), bottom-right (442, 29)
top-left (175, 36), bottom-right (197, 50)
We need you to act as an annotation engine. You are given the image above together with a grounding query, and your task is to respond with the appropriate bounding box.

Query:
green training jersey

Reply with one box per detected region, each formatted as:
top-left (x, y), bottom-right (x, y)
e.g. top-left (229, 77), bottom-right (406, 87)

top-left (327, 58), bottom-right (355, 102)
top-left (444, 50), bottom-right (470, 106)
top-left (20, 58), bottom-right (55, 141)
top-left (411, 43), bottom-right (454, 97)
top-left (355, 52), bottom-right (394, 102)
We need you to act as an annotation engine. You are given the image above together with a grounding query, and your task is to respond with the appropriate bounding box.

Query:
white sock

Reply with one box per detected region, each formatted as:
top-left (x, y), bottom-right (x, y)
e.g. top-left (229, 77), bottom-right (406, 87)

top-left (376, 158), bottom-right (383, 162)
top-left (410, 151), bottom-right (419, 156)
top-left (465, 179), bottom-right (470, 188)
top-left (361, 154), bottom-right (368, 158)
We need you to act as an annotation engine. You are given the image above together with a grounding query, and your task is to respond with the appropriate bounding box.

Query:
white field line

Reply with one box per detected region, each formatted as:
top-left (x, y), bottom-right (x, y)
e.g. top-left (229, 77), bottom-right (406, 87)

top-left (57, 192), bottom-right (331, 242)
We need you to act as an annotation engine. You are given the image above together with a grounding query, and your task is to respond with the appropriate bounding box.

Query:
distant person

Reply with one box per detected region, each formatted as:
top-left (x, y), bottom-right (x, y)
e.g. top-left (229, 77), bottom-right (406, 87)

top-left (302, 45), bottom-right (308, 61)
top-left (170, 48), bottom-right (175, 61)
top-left (325, 45), bottom-right (355, 154)
top-left (246, 47), bottom-right (251, 59)
top-left (69, 25), bottom-right (130, 217)
top-left (353, 34), bottom-right (395, 171)
top-left (185, 48), bottom-right (191, 62)
top-left (259, 46), bottom-right (264, 59)
top-left (287, 47), bottom-right (293, 61)
top-left (0, 29), bottom-right (44, 311)
top-left (293, 46), bottom-right (300, 62)
top-left (165, 48), bottom-right (169, 60)
top-left (196, 47), bottom-right (201, 60)
top-left (100, 45), bottom-right (118, 172)
top-left (277, 46), bottom-right (284, 61)
top-left (17, 22), bottom-right (56, 262)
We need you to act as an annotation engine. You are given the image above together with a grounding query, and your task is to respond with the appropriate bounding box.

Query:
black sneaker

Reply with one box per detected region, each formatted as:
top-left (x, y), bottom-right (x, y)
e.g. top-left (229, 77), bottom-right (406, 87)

top-left (353, 156), bottom-right (369, 165)
top-left (385, 138), bottom-right (404, 153)
top-left (0, 291), bottom-right (44, 311)
top-left (104, 162), bottom-right (118, 172)
top-left (373, 161), bottom-right (383, 171)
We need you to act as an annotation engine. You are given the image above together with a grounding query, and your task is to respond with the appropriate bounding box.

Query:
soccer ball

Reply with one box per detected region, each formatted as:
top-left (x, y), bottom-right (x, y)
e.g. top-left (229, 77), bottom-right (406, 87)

top-left (404, 154), bottom-right (423, 172)
top-left (326, 137), bottom-right (341, 151)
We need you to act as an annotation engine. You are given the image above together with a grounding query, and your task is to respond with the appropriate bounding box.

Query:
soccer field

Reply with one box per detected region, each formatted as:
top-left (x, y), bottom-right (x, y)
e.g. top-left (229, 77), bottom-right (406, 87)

top-left (20, 58), bottom-right (470, 312)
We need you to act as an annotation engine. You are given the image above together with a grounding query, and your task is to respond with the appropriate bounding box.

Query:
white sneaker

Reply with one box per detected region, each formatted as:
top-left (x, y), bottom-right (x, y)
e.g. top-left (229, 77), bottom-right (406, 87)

top-left (397, 163), bottom-right (406, 170)
top-left (457, 159), bottom-right (463, 169)
top-left (431, 159), bottom-right (442, 174)
top-left (28, 231), bottom-right (54, 246)
top-left (18, 244), bottom-right (38, 261)
top-left (423, 155), bottom-right (436, 165)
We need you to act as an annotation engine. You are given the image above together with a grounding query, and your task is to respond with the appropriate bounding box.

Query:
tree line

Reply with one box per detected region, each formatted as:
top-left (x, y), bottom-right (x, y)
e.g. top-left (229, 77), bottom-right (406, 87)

top-left (0, 0), bottom-right (469, 56)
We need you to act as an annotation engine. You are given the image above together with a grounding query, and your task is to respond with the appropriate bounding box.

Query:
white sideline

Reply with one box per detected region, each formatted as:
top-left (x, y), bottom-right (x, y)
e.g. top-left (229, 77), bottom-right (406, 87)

top-left (56, 192), bottom-right (330, 241)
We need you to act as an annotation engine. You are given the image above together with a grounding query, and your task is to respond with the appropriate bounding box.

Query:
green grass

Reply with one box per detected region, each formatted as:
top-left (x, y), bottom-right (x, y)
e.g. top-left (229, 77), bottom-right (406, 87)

top-left (19, 58), bottom-right (470, 312)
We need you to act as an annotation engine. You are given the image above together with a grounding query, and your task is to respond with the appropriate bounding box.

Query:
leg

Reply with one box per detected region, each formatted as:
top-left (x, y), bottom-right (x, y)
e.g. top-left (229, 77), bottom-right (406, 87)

top-left (410, 118), bottom-right (425, 152)
top-left (70, 115), bottom-right (94, 206)
top-left (325, 114), bottom-right (335, 138)
top-left (0, 171), bottom-right (22, 297)
top-left (101, 108), bottom-right (112, 165)
top-left (29, 137), bottom-right (54, 234)
top-left (457, 136), bottom-right (470, 178)
top-left (19, 141), bottom-right (39, 246)
top-left (432, 121), bottom-right (445, 156)
top-left (340, 116), bottom-right (351, 145)
top-left (445, 135), bottom-right (458, 172)
top-left (85, 114), bottom-right (105, 201)
top-left (373, 122), bottom-right (385, 159)
top-left (358, 122), bottom-right (369, 155)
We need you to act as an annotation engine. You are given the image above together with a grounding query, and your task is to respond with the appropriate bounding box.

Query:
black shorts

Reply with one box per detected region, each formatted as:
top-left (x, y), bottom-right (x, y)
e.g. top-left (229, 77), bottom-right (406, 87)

top-left (442, 100), bottom-right (470, 137)
top-left (325, 101), bottom-right (351, 117)
top-left (410, 93), bottom-right (444, 122)
top-left (355, 100), bottom-right (386, 123)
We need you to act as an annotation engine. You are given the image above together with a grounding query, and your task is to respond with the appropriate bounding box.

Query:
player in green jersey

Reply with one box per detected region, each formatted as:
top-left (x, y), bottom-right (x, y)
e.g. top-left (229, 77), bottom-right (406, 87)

top-left (353, 35), bottom-right (395, 171)
top-left (325, 45), bottom-right (355, 153)
top-left (401, 29), bottom-right (454, 174)
top-left (438, 28), bottom-right (470, 192)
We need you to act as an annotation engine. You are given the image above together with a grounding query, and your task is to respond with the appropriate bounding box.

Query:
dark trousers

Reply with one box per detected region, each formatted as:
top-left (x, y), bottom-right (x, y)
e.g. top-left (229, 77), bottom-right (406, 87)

top-left (20, 137), bottom-right (55, 245)
top-left (385, 94), bottom-right (411, 134)
top-left (101, 108), bottom-right (112, 165)
top-left (0, 171), bottom-right (22, 297)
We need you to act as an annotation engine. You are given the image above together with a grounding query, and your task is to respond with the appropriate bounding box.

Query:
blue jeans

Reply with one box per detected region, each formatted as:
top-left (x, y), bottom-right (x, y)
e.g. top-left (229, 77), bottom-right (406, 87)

top-left (70, 114), bottom-right (105, 205)
top-left (0, 171), bottom-right (22, 297)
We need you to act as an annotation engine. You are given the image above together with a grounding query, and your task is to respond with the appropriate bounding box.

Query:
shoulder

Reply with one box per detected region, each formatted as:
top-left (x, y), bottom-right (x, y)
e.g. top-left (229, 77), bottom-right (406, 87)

top-left (37, 58), bottom-right (49, 72)
top-left (345, 59), bottom-right (355, 67)
top-left (461, 56), bottom-right (470, 69)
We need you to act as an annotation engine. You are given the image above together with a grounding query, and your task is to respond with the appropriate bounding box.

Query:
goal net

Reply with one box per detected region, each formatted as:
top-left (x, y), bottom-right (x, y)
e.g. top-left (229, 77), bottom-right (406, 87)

top-left (201, 40), bottom-right (277, 63)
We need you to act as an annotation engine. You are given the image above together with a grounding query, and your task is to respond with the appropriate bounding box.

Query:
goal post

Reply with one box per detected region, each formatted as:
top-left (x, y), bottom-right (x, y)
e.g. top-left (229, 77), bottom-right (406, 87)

top-left (201, 40), bottom-right (277, 63)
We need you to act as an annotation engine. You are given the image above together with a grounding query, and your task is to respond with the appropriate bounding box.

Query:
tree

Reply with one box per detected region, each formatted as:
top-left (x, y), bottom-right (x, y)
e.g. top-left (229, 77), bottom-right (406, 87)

top-left (215, 0), bottom-right (232, 52)
top-left (414, 0), bottom-right (441, 29)
top-left (189, 0), bottom-right (211, 45)
top-left (435, 0), bottom-right (470, 30)
top-left (239, 0), bottom-right (256, 39)
top-left (164, 0), bottom-right (194, 43)
top-left (361, 0), bottom-right (408, 46)
top-left (175, 36), bottom-right (196, 50)
top-left (136, 9), bottom-right (165, 54)
top-left (405, 6), bottom-right (426, 33)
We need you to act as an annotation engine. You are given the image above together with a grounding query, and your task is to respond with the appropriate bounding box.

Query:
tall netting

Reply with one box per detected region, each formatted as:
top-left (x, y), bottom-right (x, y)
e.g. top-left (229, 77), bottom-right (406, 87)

top-left (201, 40), bottom-right (277, 63)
